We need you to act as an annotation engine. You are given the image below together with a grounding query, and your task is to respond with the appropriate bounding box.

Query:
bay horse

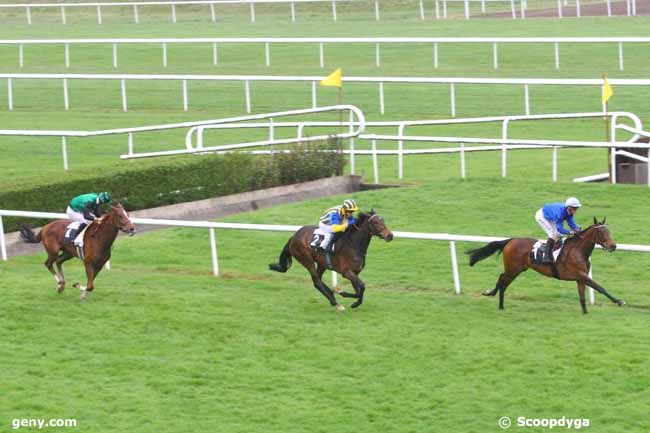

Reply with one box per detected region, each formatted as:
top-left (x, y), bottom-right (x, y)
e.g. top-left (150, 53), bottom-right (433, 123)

top-left (20, 203), bottom-right (136, 300)
top-left (268, 210), bottom-right (393, 311)
top-left (467, 218), bottom-right (623, 314)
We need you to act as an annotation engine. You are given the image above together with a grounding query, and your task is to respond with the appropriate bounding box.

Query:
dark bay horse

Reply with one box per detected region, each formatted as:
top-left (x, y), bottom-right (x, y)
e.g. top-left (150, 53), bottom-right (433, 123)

top-left (269, 210), bottom-right (393, 311)
top-left (467, 218), bottom-right (622, 314)
top-left (20, 203), bottom-right (136, 300)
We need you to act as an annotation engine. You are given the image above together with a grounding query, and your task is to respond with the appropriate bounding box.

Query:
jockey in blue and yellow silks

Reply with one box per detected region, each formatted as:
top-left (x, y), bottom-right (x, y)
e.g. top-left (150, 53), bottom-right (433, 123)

top-left (310, 199), bottom-right (358, 253)
top-left (535, 197), bottom-right (582, 263)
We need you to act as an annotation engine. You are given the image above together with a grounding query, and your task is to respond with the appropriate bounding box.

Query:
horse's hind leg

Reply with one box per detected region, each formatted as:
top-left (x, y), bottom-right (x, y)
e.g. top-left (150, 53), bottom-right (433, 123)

top-left (483, 270), bottom-right (522, 310)
top-left (54, 251), bottom-right (74, 293)
top-left (44, 253), bottom-right (63, 292)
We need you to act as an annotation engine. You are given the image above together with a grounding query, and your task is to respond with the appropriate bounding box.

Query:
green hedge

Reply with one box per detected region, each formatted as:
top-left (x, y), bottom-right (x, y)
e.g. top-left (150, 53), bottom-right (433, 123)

top-left (1, 139), bottom-right (344, 232)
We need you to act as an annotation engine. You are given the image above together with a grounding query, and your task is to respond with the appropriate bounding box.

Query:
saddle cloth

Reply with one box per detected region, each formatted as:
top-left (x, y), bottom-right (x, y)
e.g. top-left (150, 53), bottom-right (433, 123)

top-left (531, 239), bottom-right (564, 264)
top-left (311, 229), bottom-right (336, 252)
top-left (64, 221), bottom-right (84, 244)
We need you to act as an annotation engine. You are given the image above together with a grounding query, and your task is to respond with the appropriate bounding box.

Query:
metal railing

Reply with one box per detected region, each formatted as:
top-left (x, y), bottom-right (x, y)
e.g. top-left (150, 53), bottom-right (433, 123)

top-left (0, 36), bottom-right (643, 71)
top-left (3, 73), bottom-right (650, 115)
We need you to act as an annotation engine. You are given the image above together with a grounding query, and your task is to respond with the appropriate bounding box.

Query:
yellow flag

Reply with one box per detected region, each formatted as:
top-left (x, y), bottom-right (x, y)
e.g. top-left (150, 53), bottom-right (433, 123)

top-left (320, 68), bottom-right (343, 88)
top-left (602, 76), bottom-right (613, 104)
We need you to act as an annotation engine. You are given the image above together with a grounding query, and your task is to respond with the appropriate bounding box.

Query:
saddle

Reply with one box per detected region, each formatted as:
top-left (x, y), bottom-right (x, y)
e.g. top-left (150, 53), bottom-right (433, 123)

top-left (63, 221), bottom-right (85, 245)
top-left (530, 239), bottom-right (564, 265)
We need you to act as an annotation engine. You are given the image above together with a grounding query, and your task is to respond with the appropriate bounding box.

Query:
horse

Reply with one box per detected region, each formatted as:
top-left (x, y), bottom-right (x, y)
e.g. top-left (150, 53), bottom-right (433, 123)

top-left (268, 210), bottom-right (393, 311)
top-left (467, 218), bottom-right (623, 314)
top-left (20, 203), bottom-right (136, 300)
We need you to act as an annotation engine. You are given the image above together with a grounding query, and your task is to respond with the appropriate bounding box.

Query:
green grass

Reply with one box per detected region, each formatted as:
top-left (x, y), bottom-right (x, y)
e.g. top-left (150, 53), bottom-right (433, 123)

top-left (1, 179), bottom-right (650, 433)
top-left (2, 6), bottom-right (650, 433)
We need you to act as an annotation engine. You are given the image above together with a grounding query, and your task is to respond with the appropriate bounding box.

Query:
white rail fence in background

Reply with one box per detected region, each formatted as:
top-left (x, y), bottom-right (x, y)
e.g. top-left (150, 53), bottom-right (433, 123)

top-left (0, 0), bottom-right (356, 24)
top-left (0, 105), bottom-right (365, 170)
top-left (4, 74), bottom-right (650, 115)
top-left (1, 37), bottom-right (643, 71)
top-left (0, 0), bottom-right (637, 23)
top-left (2, 209), bottom-right (649, 304)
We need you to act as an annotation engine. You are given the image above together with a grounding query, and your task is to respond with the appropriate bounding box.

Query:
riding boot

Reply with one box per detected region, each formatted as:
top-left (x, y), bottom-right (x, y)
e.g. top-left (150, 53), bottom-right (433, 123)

top-left (544, 238), bottom-right (556, 263)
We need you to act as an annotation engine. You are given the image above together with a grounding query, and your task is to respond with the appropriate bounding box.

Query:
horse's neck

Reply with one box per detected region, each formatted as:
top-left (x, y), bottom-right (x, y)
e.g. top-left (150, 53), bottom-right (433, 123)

top-left (91, 215), bottom-right (119, 249)
top-left (348, 221), bottom-right (372, 256)
top-left (573, 228), bottom-right (597, 258)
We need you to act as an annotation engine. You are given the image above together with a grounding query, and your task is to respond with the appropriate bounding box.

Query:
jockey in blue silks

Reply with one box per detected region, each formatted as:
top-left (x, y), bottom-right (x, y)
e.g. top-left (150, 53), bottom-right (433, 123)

top-left (310, 199), bottom-right (358, 254)
top-left (535, 197), bottom-right (582, 263)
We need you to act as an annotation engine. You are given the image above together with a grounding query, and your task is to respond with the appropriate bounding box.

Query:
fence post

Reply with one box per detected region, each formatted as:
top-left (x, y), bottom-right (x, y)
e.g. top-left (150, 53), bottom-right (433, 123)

top-left (450, 241), bottom-right (461, 294)
top-left (26, 6), bottom-right (32, 25)
top-left (8, 78), bottom-right (13, 110)
top-left (524, 84), bottom-right (530, 115)
top-left (372, 139), bottom-right (379, 184)
top-left (618, 42), bottom-right (624, 71)
top-left (557, 0), bottom-right (562, 18)
top-left (375, 43), bottom-right (380, 67)
top-left (133, 4), bottom-right (139, 23)
top-left (460, 142), bottom-right (466, 178)
top-left (510, 0), bottom-right (516, 18)
top-left (349, 111), bottom-right (356, 175)
top-left (209, 228), bottom-right (219, 276)
top-left (97, 5), bottom-right (102, 24)
top-left (19, 44), bottom-right (23, 68)
top-left (265, 42), bottom-right (270, 67)
top-left (171, 3), bottom-right (177, 23)
top-left (319, 42), bottom-right (324, 68)
top-left (379, 82), bottom-right (385, 114)
top-left (398, 123), bottom-right (405, 179)
top-left (433, 42), bottom-right (439, 68)
top-left (62, 136), bottom-right (69, 171)
top-left (250, 2), bottom-right (256, 22)
top-left (420, 0), bottom-right (425, 19)
top-left (331, 271), bottom-right (338, 288)
top-left (554, 42), bottom-right (560, 69)
top-left (211, 3), bottom-right (217, 22)
top-left (435, 0), bottom-right (440, 19)
top-left (162, 42), bottom-right (168, 67)
top-left (450, 83), bottom-right (456, 117)
top-left (464, 0), bottom-right (469, 19)
top-left (245, 80), bottom-right (251, 113)
top-left (552, 146), bottom-right (558, 181)
top-left (113, 43), bottom-right (118, 68)
top-left (63, 78), bottom-right (69, 110)
top-left (128, 133), bottom-right (134, 155)
top-left (493, 42), bottom-right (498, 69)
top-left (0, 215), bottom-right (6, 261)
top-left (213, 43), bottom-right (218, 66)
top-left (121, 79), bottom-right (128, 112)
top-left (331, 1), bottom-right (337, 21)
top-left (576, 0), bottom-right (580, 17)
top-left (502, 119), bottom-right (509, 178)
top-left (182, 79), bottom-right (188, 111)
top-left (588, 261), bottom-right (594, 304)
top-left (443, 0), bottom-right (447, 17)
top-left (65, 43), bottom-right (70, 68)
top-left (375, 0), bottom-right (380, 20)
top-left (311, 81), bottom-right (317, 108)
top-left (291, 2), bottom-right (296, 21)
top-left (60, 5), bottom-right (66, 24)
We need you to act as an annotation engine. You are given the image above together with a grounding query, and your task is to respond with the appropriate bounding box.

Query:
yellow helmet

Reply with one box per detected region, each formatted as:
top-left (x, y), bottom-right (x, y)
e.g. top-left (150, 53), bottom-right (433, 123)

top-left (342, 199), bottom-right (358, 213)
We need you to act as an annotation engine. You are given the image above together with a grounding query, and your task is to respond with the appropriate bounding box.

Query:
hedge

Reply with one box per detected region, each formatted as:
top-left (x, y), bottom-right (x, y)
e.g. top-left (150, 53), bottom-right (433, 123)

top-left (1, 138), bottom-right (345, 232)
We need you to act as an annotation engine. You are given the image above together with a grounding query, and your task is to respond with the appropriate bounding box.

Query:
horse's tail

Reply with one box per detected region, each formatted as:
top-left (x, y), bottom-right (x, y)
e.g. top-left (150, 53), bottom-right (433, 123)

top-left (19, 224), bottom-right (42, 244)
top-left (467, 239), bottom-right (512, 266)
top-left (269, 238), bottom-right (293, 273)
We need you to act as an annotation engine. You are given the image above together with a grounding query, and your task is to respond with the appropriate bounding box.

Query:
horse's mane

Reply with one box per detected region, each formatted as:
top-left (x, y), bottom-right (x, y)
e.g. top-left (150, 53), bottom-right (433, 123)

top-left (563, 221), bottom-right (601, 245)
top-left (349, 210), bottom-right (376, 232)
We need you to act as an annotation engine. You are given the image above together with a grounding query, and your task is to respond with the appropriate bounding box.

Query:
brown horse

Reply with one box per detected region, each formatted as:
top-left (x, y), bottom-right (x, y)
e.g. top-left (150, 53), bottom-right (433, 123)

top-left (467, 218), bottom-right (623, 314)
top-left (268, 210), bottom-right (393, 311)
top-left (20, 203), bottom-right (136, 300)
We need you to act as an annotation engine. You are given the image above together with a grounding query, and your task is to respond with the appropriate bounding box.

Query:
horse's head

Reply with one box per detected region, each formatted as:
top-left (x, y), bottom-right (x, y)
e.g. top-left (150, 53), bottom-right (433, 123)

top-left (358, 209), bottom-right (393, 242)
top-left (584, 217), bottom-right (616, 252)
top-left (109, 203), bottom-right (136, 236)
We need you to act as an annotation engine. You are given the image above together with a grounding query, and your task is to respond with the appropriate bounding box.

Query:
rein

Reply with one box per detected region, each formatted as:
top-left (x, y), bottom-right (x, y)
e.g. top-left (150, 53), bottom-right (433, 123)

top-left (352, 213), bottom-right (378, 231)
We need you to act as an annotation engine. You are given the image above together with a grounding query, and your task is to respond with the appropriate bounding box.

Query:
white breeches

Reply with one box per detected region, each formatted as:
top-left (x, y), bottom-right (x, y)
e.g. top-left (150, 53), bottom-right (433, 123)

top-left (535, 208), bottom-right (561, 240)
top-left (66, 206), bottom-right (93, 225)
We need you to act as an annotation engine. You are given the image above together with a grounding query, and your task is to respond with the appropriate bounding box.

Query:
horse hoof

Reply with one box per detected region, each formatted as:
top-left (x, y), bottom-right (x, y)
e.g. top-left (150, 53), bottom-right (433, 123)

top-left (335, 304), bottom-right (345, 312)
top-left (617, 300), bottom-right (626, 306)
top-left (351, 302), bottom-right (361, 309)
top-left (482, 290), bottom-right (495, 297)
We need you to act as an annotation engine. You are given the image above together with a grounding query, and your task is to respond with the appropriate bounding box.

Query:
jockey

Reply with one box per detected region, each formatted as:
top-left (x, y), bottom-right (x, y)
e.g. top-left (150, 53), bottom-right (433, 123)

top-left (66, 192), bottom-right (112, 247)
top-left (535, 197), bottom-right (582, 263)
top-left (310, 199), bottom-right (358, 254)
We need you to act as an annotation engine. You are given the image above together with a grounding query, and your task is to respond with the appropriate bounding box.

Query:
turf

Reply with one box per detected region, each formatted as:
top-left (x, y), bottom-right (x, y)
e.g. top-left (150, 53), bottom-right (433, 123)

top-left (1, 5), bottom-right (650, 433)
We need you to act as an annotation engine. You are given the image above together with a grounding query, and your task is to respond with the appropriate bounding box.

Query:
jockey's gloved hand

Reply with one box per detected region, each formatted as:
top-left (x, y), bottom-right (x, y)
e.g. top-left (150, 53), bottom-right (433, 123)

top-left (83, 211), bottom-right (96, 221)
top-left (569, 230), bottom-right (577, 236)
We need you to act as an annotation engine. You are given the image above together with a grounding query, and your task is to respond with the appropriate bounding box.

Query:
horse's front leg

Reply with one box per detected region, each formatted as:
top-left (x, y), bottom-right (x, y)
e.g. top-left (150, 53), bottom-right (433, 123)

top-left (584, 276), bottom-right (625, 307)
top-left (74, 261), bottom-right (99, 300)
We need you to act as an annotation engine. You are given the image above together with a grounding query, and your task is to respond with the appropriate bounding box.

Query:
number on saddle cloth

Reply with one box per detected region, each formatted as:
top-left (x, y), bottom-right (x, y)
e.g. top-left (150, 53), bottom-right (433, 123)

top-left (531, 239), bottom-right (564, 264)
top-left (64, 221), bottom-right (86, 245)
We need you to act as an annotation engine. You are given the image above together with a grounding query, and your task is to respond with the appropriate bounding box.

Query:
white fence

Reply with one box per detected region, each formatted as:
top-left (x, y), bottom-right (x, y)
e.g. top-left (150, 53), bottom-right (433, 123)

top-left (0, 105), bottom-right (365, 170)
top-left (3, 209), bottom-right (650, 304)
top-left (117, 110), bottom-right (648, 186)
top-left (0, 0), bottom-right (637, 24)
top-left (0, 0), bottom-right (356, 24)
top-left (0, 36), bottom-right (642, 71)
top-left (4, 73), bottom-right (650, 115)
